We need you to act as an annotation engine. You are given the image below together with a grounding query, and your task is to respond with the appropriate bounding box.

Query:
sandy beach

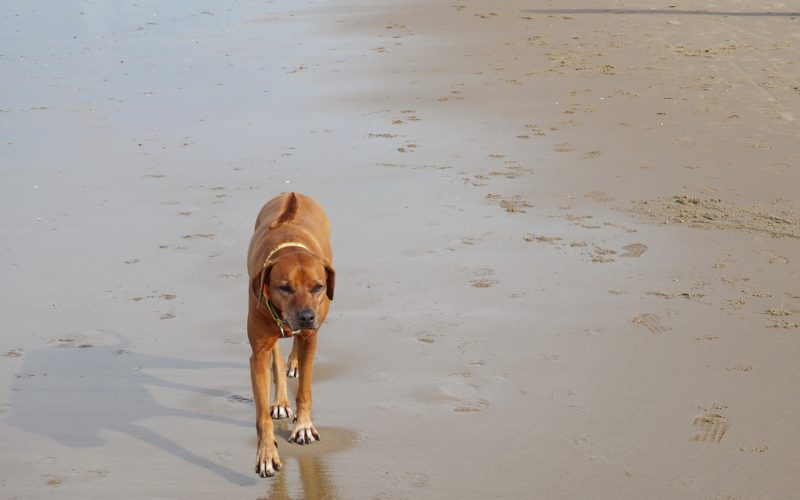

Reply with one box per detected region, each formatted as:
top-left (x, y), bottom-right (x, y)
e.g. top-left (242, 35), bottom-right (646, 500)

top-left (2, 1), bottom-right (799, 498)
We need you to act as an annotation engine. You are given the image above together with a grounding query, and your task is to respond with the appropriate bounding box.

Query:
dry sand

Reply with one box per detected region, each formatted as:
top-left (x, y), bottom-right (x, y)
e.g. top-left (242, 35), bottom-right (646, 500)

top-left (1, 1), bottom-right (799, 498)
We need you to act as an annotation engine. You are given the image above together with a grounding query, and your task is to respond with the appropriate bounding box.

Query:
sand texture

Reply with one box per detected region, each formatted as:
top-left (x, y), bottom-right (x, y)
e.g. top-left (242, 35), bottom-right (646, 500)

top-left (1, 1), bottom-right (799, 498)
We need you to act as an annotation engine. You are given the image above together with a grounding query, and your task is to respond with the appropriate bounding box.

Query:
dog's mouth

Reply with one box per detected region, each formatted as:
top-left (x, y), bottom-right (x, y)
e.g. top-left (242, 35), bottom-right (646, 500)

top-left (286, 327), bottom-right (318, 338)
top-left (288, 323), bottom-right (318, 333)
top-left (285, 318), bottom-right (319, 335)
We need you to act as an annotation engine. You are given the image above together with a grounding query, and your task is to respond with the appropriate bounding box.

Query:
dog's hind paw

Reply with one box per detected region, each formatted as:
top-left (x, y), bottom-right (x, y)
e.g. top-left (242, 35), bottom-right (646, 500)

top-left (270, 402), bottom-right (293, 420)
top-left (286, 365), bottom-right (298, 378)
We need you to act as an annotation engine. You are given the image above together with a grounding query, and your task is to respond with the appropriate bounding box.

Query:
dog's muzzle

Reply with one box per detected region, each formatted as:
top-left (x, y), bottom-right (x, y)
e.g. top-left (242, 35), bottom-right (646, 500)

top-left (296, 308), bottom-right (316, 330)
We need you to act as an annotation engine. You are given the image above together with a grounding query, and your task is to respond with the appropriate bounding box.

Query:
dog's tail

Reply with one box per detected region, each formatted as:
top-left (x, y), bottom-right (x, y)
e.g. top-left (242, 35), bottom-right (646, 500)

top-left (269, 192), bottom-right (299, 229)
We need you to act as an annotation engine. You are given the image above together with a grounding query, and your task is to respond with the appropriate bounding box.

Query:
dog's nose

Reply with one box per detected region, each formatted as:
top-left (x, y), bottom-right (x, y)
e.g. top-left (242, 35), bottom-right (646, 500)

top-left (298, 309), bottom-right (315, 328)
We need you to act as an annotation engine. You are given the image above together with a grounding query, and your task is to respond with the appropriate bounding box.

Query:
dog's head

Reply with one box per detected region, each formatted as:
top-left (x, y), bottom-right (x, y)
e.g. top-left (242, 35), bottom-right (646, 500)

top-left (254, 252), bottom-right (335, 332)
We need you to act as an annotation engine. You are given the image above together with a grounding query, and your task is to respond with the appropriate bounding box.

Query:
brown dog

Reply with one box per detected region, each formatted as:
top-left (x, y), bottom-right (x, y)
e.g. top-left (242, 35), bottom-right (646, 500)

top-left (246, 192), bottom-right (335, 478)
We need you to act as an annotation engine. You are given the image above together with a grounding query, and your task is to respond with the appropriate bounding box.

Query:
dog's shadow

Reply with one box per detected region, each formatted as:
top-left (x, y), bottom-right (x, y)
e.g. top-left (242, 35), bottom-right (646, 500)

top-left (4, 332), bottom-right (260, 485)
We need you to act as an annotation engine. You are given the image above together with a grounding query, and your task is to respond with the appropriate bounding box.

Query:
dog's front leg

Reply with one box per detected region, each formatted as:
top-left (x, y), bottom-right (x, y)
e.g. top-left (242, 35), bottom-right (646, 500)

top-left (289, 334), bottom-right (320, 444)
top-left (250, 342), bottom-right (282, 476)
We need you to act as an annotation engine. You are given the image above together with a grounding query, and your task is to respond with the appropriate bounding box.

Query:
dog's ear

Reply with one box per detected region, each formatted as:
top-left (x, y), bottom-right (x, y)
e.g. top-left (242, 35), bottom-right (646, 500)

top-left (324, 263), bottom-right (335, 301)
top-left (251, 263), bottom-right (274, 306)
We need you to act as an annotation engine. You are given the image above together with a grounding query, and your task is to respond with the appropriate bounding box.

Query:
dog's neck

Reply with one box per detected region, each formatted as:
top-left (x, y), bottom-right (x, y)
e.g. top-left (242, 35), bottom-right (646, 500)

top-left (263, 241), bottom-right (311, 267)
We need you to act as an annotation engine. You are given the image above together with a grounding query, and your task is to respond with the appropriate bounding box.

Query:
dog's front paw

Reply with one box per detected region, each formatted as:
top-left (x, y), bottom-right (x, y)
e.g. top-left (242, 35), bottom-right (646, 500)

top-left (255, 439), bottom-right (282, 478)
top-left (289, 420), bottom-right (320, 445)
top-left (270, 401), bottom-right (294, 420)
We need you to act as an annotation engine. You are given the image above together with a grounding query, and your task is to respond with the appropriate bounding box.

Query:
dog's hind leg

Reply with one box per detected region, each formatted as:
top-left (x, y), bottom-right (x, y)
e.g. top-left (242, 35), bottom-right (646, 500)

top-left (287, 337), bottom-right (299, 378)
top-left (270, 341), bottom-right (293, 419)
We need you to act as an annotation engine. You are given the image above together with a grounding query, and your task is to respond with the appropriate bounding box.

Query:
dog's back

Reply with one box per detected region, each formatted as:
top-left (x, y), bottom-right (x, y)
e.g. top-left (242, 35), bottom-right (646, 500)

top-left (248, 193), bottom-right (332, 280)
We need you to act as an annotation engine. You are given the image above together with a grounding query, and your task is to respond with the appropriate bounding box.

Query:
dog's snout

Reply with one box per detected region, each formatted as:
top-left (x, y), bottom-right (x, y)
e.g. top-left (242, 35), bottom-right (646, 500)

top-left (298, 309), bottom-right (316, 328)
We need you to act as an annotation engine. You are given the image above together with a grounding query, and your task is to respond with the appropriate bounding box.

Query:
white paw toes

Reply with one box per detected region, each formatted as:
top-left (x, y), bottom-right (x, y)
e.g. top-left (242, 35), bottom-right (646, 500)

top-left (256, 460), bottom-right (279, 478)
top-left (290, 423), bottom-right (320, 445)
top-left (255, 442), bottom-right (281, 478)
top-left (287, 366), bottom-right (298, 378)
top-left (270, 404), bottom-right (294, 420)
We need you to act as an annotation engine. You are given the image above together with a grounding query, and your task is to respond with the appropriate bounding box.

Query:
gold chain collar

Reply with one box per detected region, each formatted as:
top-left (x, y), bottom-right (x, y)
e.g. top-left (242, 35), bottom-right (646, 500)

top-left (264, 241), bottom-right (311, 267)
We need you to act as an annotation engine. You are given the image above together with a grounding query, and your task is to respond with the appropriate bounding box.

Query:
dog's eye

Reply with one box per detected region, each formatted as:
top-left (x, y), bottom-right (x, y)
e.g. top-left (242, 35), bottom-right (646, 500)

top-left (312, 283), bottom-right (325, 294)
top-left (278, 284), bottom-right (293, 294)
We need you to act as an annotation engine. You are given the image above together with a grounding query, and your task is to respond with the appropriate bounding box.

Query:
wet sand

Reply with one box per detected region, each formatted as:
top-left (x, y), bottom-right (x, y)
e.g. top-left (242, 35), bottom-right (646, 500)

top-left (1, 1), bottom-right (799, 498)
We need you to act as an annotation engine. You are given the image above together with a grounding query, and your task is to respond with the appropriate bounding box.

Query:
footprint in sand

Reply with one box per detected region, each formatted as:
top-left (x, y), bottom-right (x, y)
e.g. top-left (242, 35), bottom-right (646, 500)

top-left (768, 255), bottom-right (789, 265)
top-left (470, 279), bottom-right (497, 288)
top-left (470, 268), bottom-right (498, 288)
top-left (591, 247), bottom-right (616, 263)
top-left (690, 413), bottom-right (729, 443)
top-left (227, 394), bottom-right (254, 404)
top-left (632, 314), bottom-right (670, 333)
top-left (583, 150), bottom-right (602, 159)
top-left (453, 399), bottom-right (489, 413)
top-left (584, 191), bottom-right (613, 202)
top-left (621, 243), bottom-right (648, 258)
top-left (415, 378), bottom-right (489, 413)
top-left (485, 193), bottom-right (532, 213)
